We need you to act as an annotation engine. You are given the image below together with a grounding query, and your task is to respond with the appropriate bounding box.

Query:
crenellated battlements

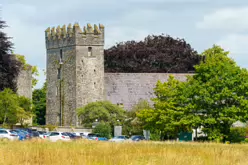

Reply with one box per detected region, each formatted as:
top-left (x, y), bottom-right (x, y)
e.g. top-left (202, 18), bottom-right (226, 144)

top-left (45, 23), bottom-right (104, 49)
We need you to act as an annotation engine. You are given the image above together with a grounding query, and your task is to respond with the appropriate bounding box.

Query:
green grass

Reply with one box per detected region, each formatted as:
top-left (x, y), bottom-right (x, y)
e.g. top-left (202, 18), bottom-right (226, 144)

top-left (0, 140), bottom-right (247, 165)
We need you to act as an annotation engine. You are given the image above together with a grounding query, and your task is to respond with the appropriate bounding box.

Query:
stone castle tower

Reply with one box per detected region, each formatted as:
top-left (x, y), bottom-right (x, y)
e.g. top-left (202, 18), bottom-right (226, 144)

top-left (45, 23), bottom-right (105, 126)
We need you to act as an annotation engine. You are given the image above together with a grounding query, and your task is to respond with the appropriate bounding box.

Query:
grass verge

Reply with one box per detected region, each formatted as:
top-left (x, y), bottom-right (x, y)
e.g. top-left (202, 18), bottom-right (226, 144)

top-left (0, 140), bottom-right (247, 165)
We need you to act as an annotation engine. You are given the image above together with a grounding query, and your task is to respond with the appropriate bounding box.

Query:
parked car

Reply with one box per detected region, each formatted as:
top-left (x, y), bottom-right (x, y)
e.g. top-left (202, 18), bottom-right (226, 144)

top-left (23, 128), bottom-right (42, 139)
top-left (32, 131), bottom-right (40, 138)
top-left (129, 135), bottom-right (146, 141)
top-left (12, 129), bottom-right (30, 140)
top-left (48, 132), bottom-right (71, 142)
top-left (11, 130), bottom-right (26, 140)
top-left (19, 130), bottom-right (32, 139)
top-left (38, 131), bottom-right (47, 135)
top-left (0, 129), bottom-right (19, 141)
top-left (64, 132), bottom-right (82, 140)
top-left (40, 132), bottom-right (51, 139)
top-left (87, 133), bottom-right (108, 141)
top-left (109, 135), bottom-right (129, 142)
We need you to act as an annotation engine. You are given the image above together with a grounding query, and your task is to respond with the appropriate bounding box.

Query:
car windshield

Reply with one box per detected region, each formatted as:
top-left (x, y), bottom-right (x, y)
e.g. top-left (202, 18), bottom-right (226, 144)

top-left (61, 133), bottom-right (68, 136)
top-left (38, 131), bottom-right (46, 135)
top-left (13, 130), bottom-right (20, 133)
top-left (131, 136), bottom-right (139, 140)
top-left (10, 130), bottom-right (17, 134)
top-left (117, 136), bottom-right (125, 139)
top-left (88, 134), bottom-right (98, 137)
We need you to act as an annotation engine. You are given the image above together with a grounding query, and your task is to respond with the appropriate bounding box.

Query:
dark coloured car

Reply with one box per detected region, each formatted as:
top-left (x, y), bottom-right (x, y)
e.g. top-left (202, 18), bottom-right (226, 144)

top-left (32, 131), bottom-right (40, 138)
top-left (130, 135), bottom-right (146, 141)
top-left (64, 132), bottom-right (81, 140)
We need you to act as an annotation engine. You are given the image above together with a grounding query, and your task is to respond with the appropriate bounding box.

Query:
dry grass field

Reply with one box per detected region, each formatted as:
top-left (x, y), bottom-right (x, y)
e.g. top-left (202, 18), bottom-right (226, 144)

top-left (0, 140), bottom-right (247, 165)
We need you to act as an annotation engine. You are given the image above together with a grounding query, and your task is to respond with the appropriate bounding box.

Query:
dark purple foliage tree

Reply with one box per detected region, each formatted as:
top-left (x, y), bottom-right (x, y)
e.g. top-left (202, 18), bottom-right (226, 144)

top-left (0, 20), bottom-right (22, 92)
top-left (104, 34), bottom-right (202, 73)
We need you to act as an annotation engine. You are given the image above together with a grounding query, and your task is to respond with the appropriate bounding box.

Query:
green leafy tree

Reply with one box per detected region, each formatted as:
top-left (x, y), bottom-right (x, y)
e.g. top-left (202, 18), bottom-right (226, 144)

top-left (227, 127), bottom-right (246, 143)
top-left (186, 45), bottom-right (248, 141)
top-left (138, 45), bottom-right (248, 142)
top-left (32, 82), bottom-right (47, 125)
top-left (123, 100), bottom-right (150, 136)
top-left (93, 122), bottom-right (112, 138)
top-left (31, 66), bottom-right (39, 87)
top-left (77, 101), bottom-right (126, 128)
top-left (17, 96), bottom-right (33, 126)
top-left (15, 54), bottom-right (39, 88)
top-left (0, 88), bottom-right (32, 125)
top-left (0, 88), bottom-right (19, 124)
top-left (137, 75), bottom-right (188, 140)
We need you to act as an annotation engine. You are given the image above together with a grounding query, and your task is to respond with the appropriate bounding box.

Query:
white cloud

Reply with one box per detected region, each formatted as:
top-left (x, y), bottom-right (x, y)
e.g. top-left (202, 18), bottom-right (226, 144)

top-left (196, 7), bottom-right (248, 31)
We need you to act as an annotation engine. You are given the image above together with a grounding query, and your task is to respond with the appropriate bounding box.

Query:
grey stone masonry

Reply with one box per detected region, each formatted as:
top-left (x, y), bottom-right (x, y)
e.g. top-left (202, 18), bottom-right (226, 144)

top-left (45, 23), bottom-right (105, 126)
top-left (104, 73), bottom-right (191, 110)
top-left (16, 68), bottom-right (32, 99)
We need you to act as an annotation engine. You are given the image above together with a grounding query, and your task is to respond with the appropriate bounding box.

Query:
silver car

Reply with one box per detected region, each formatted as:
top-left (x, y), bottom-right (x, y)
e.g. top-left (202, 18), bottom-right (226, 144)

top-left (0, 129), bottom-right (19, 141)
top-left (109, 135), bottom-right (129, 142)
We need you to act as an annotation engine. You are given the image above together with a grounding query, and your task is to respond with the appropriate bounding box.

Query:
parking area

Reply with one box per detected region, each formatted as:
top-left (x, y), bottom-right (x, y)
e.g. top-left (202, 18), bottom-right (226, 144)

top-left (0, 128), bottom-right (146, 142)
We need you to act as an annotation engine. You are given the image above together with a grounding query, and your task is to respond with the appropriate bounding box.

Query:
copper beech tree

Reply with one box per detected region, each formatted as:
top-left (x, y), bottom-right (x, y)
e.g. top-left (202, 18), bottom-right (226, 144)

top-left (104, 34), bottom-right (202, 73)
top-left (0, 20), bottom-right (22, 92)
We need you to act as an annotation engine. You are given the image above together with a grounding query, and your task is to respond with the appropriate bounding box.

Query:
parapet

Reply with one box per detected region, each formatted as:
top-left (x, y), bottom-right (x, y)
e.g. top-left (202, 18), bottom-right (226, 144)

top-left (45, 23), bottom-right (104, 49)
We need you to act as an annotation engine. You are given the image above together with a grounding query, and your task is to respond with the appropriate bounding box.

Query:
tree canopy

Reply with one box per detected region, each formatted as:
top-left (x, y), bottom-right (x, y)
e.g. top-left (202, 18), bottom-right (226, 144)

top-left (0, 20), bottom-right (22, 92)
top-left (104, 34), bottom-right (202, 73)
top-left (122, 100), bottom-right (150, 135)
top-left (0, 88), bottom-right (33, 125)
top-left (185, 45), bottom-right (248, 140)
top-left (15, 54), bottom-right (39, 88)
top-left (32, 82), bottom-right (47, 125)
top-left (77, 101), bottom-right (126, 128)
top-left (137, 76), bottom-right (188, 139)
top-left (137, 45), bottom-right (248, 141)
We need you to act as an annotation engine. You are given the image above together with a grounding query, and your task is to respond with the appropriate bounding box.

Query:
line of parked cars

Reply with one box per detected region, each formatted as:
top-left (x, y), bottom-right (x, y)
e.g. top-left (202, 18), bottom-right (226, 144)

top-left (0, 128), bottom-right (41, 141)
top-left (0, 128), bottom-right (146, 142)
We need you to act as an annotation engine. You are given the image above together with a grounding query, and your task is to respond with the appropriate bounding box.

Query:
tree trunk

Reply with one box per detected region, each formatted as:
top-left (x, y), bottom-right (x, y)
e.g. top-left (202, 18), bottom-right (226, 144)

top-left (195, 128), bottom-right (198, 141)
top-left (3, 105), bottom-right (7, 124)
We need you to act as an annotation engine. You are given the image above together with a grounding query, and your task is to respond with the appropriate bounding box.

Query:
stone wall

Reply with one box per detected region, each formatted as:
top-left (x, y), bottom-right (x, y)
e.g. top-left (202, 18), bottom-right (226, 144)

top-left (104, 73), bottom-right (191, 110)
top-left (16, 67), bottom-right (33, 125)
top-left (16, 68), bottom-right (32, 99)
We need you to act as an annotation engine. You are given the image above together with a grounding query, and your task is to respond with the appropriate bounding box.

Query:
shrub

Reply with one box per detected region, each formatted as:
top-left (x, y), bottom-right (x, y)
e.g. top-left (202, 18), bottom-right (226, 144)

top-left (150, 131), bottom-right (161, 141)
top-left (227, 127), bottom-right (246, 143)
top-left (45, 124), bottom-right (56, 131)
top-left (93, 122), bottom-right (111, 139)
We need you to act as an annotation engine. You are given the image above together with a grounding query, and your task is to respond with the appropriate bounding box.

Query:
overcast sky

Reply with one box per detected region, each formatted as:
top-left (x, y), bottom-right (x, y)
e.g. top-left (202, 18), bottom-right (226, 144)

top-left (1, 0), bottom-right (248, 89)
